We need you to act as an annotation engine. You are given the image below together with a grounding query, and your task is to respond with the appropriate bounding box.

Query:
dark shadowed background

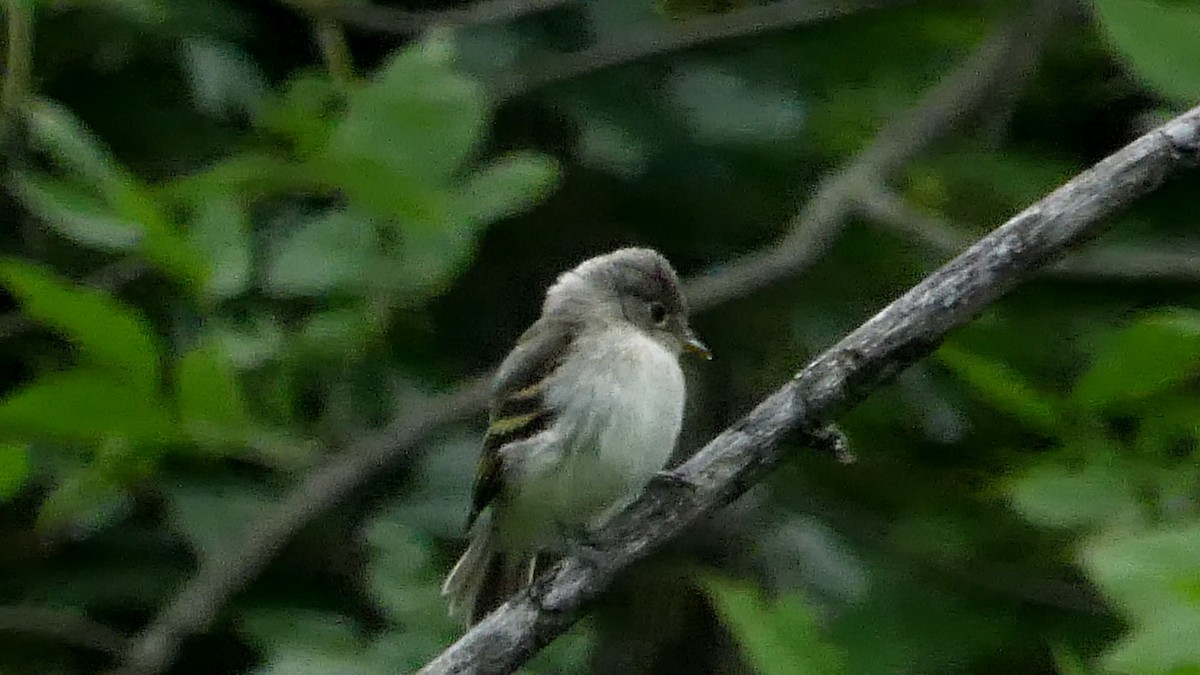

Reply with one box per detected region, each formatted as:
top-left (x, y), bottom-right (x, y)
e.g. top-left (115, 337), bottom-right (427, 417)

top-left (1, 0), bottom-right (1198, 673)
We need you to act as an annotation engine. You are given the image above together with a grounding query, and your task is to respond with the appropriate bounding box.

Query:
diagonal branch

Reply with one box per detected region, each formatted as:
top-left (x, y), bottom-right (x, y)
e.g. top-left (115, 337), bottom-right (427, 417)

top-left (417, 102), bottom-right (1200, 675)
top-left (112, 5), bottom-right (1059, 674)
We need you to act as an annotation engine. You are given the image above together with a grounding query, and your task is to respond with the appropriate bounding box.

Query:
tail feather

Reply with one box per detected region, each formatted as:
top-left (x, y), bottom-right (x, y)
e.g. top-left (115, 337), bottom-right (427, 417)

top-left (442, 519), bottom-right (534, 626)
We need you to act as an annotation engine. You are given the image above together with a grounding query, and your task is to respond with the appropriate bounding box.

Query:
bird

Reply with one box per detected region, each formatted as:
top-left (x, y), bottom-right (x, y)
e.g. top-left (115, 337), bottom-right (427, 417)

top-left (441, 247), bottom-right (710, 626)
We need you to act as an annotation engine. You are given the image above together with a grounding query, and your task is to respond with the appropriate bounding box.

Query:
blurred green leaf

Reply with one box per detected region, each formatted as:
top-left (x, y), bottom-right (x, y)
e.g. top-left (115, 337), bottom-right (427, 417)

top-left (25, 98), bottom-right (207, 284)
top-left (188, 197), bottom-right (252, 301)
top-left (0, 260), bottom-right (159, 391)
top-left (1007, 460), bottom-right (1140, 529)
top-left (361, 510), bottom-right (460, 670)
top-left (1092, 0), bottom-right (1200, 104)
top-left (0, 372), bottom-right (173, 443)
top-left (1050, 644), bottom-right (1093, 675)
top-left (365, 514), bottom-right (451, 623)
top-left (263, 210), bottom-right (377, 297)
top-left (159, 153), bottom-right (325, 205)
top-left (37, 457), bottom-right (133, 534)
top-left (461, 152), bottom-right (560, 225)
top-left (168, 479), bottom-right (273, 560)
top-left (388, 223), bottom-right (476, 303)
top-left (323, 34), bottom-right (483, 224)
top-left (176, 343), bottom-right (252, 445)
top-left (705, 576), bottom-right (844, 675)
top-left (25, 98), bottom-right (136, 201)
top-left (182, 37), bottom-right (267, 120)
top-left (1082, 524), bottom-right (1200, 621)
top-left (384, 433), bottom-right (474, 538)
top-left (0, 444), bottom-right (30, 502)
top-left (13, 174), bottom-right (143, 251)
top-left (256, 651), bottom-right (374, 675)
top-left (319, 159), bottom-right (452, 226)
top-left (328, 34), bottom-right (484, 185)
top-left (257, 71), bottom-right (341, 157)
top-left (1072, 311), bottom-right (1200, 410)
top-left (241, 607), bottom-right (364, 670)
top-left (1103, 614), bottom-right (1200, 675)
top-left (208, 317), bottom-right (284, 369)
top-left (298, 307), bottom-right (379, 355)
top-left (1082, 525), bottom-right (1200, 673)
top-left (937, 343), bottom-right (1061, 435)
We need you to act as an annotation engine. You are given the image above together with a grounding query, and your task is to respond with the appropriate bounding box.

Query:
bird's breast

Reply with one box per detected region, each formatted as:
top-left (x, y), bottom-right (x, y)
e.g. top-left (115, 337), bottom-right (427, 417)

top-left (505, 326), bottom-right (685, 544)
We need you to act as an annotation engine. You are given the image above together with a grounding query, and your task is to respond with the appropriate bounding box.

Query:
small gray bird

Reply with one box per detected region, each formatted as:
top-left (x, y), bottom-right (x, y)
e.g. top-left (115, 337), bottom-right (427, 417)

top-left (442, 247), bottom-right (710, 625)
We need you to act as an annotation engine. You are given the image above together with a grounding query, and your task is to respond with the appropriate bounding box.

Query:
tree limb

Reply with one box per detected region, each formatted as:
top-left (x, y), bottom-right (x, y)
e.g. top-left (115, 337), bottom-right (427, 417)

top-left (112, 5), bottom-right (1058, 673)
top-left (417, 102), bottom-right (1200, 675)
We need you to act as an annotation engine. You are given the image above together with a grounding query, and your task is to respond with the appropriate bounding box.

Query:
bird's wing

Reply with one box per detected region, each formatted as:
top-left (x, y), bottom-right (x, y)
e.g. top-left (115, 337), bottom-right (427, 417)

top-left (468, 318), bottom-right (576, 528)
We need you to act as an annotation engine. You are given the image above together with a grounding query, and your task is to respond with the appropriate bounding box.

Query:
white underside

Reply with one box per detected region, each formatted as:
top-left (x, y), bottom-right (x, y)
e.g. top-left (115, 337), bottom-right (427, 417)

top-left (492, 325), bottom-right (685, 551)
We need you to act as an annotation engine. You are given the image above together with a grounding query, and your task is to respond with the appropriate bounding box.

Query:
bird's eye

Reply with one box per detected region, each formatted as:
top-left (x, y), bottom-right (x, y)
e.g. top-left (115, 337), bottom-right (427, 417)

top-left (648, 301), bottom-right (668, 326)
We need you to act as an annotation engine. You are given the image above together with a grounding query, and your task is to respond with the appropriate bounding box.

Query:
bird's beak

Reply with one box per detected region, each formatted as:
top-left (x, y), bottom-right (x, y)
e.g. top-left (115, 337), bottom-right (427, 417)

top-left (682, 330), bottom-right (712, 360)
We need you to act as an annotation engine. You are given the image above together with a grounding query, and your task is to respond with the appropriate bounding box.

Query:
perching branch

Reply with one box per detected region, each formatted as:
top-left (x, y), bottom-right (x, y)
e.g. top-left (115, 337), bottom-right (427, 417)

top-left (113, 6), bottom-right (1057, 674)
top-left (418, 102), bottom-right (1200, 675)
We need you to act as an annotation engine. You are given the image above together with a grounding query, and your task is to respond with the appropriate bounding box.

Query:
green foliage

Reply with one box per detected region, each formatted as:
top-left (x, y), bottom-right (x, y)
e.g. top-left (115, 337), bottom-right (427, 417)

top-left (0, 444), bottom-right (30, 502)
top-left (1082, 526), bottom-right (1200, 674)
top-left (937, 343), bottom-right (1061, 436)
top-left (21, 99), bottom-right (208, 284)
top-left (1072, 311), bottom-right (1200, 410)
top-left (1092, 0), bottom-right (1200, 104)
top-left (705, 576), bottom-right (845, 675)
top-left (175, 343), bottom-right (254, 447)
top-left (0, 260), bottom-right (159, 391)
top-left (943, 311), bottom-right (1200, 673)
top-left (1, 1), bottom-right (1197, 673)
top-left (1006, 459), bottom-right (1141, 529)
top-left (168, 478), bottom-right (275, 561)
top-left (1, 23), bottom-right (561, 671)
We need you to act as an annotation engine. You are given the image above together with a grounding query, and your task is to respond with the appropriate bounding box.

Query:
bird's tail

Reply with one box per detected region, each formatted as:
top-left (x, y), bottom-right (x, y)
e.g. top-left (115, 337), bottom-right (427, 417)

top-left (442, 519), bottom-right (535, 626)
